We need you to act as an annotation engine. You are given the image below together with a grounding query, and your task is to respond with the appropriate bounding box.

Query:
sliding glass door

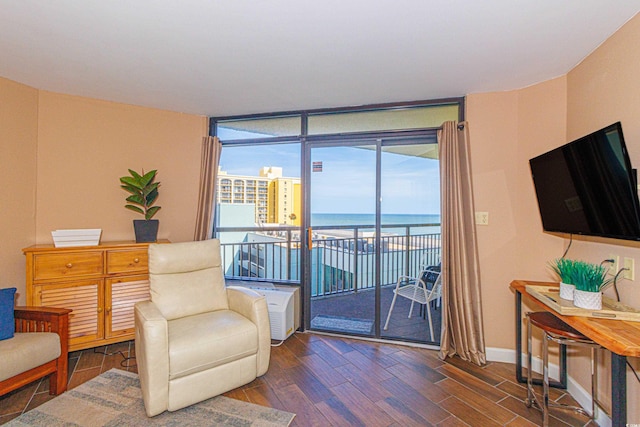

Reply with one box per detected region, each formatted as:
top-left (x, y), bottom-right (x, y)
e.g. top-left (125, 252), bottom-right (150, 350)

top-left (379, 142), bottom-right (441, 343)
top-left (304, 138), bottom-right (441, 344)
top-left (306, 143), bottom-right (378, 337)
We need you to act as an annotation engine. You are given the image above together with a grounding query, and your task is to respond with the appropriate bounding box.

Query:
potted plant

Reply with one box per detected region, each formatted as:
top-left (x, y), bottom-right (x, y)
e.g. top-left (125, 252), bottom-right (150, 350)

top-left (119, 169), bottom-right (161, 243)
top-left (549, 258), bottom-right (576, 300)
top-left (570, 260), bottom-right (610, 310)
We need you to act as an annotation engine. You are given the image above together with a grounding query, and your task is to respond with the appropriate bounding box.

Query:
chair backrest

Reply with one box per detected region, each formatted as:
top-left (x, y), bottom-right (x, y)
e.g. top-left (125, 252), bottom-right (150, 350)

top-left (419, 264), bottom-right (441, 286)
top-left (419, 266), bottom-right (442, 302)
top-left (427, 270), bottom-right (442, 302)
top-left (148, 239), bottom-right (228, 320)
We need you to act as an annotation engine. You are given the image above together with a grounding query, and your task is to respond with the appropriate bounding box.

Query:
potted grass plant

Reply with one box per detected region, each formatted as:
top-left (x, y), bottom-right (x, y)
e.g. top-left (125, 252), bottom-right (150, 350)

top-left (119, 169), bottom-right (161, 243)
top-left (570, 260), bottom-right (610, 310)
top-left (549, 258), bottom-right (576, 300)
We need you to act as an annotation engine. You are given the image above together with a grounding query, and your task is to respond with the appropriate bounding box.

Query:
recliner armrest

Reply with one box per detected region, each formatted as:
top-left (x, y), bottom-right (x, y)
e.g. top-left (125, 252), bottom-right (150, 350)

top-left (135, 301), bottom-right (170, 417)
top-left (226, 286), bottom-right (271, 376)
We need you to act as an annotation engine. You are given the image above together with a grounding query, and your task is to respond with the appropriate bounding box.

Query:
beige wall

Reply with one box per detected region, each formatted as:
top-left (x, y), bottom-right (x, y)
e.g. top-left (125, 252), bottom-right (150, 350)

top-left (564, 12), bottom-right (640, 419)
top-left (1, 83), bottom-right (207, 304)
top-left (468, 13), bottom-right (640, 420)
top-left (467, 77), bottom-right (567, 350)
top-left (0, 77), bottom-right (38, 304)
top-left (36, 92), bottom-right (208, 245)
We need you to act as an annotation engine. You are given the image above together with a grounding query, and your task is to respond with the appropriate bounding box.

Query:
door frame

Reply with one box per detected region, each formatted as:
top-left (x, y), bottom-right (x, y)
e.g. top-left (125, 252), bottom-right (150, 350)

top-left (302, 135), bottom-right (437, 340)
top-left (302, 139), bottom-right (383, 336)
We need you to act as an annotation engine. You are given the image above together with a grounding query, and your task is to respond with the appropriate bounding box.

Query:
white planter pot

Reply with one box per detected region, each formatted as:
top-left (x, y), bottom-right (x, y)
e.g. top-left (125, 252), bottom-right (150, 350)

top-left (573, 289), bottom-right (602, 310)
top-left (559, 282), bottom-right (574, 300)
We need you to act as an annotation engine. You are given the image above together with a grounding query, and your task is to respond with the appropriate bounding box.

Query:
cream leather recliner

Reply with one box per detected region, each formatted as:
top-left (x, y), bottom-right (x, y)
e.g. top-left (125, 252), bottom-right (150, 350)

top-left (134, 239), bottom-right (271, 417)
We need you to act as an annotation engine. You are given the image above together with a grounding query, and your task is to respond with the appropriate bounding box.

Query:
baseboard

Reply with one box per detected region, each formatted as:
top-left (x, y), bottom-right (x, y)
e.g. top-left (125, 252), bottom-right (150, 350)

top-left (486, 347), bottom-right (611, 427)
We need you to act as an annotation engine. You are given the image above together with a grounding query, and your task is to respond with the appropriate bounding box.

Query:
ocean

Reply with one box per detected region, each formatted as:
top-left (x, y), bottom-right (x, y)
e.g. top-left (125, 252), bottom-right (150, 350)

top-left (311, 213), bottom-right (441, 235)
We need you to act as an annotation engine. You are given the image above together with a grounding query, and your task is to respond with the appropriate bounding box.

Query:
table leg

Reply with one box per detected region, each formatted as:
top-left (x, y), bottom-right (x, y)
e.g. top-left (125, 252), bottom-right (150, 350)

top-left (515, 290), bottom-right (567, 388)
top-left (610, 353), bottom-right (626, 427)
top-left (515, 290), bottom-right (526, 383)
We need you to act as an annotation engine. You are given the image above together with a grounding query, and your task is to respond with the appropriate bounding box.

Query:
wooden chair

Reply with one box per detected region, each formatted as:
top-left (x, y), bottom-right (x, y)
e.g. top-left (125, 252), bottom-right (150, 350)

top-left (0, 306), bottom-right (71, 396)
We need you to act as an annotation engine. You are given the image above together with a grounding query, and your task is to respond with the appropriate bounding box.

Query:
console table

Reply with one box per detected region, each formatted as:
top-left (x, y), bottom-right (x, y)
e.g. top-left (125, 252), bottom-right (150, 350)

top-left (510, 280), bottom-right (640, 427)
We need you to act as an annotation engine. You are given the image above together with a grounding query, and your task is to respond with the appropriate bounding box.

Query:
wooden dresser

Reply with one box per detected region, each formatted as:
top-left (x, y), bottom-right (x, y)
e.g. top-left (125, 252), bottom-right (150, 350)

top-left (23, 240), bottom-right (166, 351)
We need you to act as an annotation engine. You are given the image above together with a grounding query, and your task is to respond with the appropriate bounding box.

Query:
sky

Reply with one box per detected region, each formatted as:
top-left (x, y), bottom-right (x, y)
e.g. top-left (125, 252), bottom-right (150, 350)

top-left (219, 141), bottom-right (440, 215)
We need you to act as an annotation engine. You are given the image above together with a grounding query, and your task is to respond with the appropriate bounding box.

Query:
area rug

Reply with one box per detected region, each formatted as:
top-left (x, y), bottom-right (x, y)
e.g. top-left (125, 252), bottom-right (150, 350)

top-left (311, 314), bottom-right (373, 334)
top-left (7, 369), bottom-right (295, 426)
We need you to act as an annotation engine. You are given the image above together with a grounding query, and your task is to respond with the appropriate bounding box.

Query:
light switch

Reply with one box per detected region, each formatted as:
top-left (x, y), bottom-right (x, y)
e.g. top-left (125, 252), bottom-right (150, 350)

top-left (475, 212), bottom-right (489, 226)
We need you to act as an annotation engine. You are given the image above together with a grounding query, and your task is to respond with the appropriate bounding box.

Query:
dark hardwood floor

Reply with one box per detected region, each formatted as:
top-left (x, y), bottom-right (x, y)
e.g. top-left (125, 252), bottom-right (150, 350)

top-left (0, 334), bottom-right (596, 426)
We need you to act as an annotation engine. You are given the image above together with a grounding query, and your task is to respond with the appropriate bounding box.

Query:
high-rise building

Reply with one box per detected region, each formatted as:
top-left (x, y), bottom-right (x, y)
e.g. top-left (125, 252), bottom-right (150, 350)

top-left (216, 167), bottom-right (300, 225)
top-left (268, 177), bottom-right (301, 226)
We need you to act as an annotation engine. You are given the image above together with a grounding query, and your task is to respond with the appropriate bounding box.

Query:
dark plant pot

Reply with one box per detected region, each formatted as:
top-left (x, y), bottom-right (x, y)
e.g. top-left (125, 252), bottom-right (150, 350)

top-left (133, 219), bottom-right (159, 243)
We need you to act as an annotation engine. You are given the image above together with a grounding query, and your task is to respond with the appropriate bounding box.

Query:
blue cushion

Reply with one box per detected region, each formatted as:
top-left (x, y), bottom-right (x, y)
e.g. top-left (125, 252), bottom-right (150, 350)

top-left (0, 287), bottom-right (17, 340)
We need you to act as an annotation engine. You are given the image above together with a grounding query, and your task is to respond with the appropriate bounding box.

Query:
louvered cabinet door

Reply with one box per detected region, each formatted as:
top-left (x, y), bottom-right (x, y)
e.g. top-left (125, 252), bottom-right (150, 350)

top-left (34, 280), bottom-right (105, 348)
top-left (105, 275), bottom-right (150, 338)
top-left (24, 240), bottom-right (167, 350)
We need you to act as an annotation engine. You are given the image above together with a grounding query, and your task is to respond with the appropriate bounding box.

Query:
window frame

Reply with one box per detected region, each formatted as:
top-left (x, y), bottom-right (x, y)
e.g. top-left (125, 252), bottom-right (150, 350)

top-left (210, 97), bottom-right (465, 144)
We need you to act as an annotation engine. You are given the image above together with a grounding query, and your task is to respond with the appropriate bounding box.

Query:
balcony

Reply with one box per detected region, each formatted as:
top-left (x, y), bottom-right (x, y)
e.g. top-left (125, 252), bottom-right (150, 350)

top-left (218, 222), bottom-right (441, 344)
top-left (310, 282), bottom-right (441, 344)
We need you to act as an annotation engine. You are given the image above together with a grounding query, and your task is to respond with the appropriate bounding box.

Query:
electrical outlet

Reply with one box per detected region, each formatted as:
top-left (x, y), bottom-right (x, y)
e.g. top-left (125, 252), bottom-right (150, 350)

top-left (624, 257), bottom-right (635, 280)
top-left (608, 254), bottom-right (619, 275)
top-left (475, 211), bottom-right (489, 226)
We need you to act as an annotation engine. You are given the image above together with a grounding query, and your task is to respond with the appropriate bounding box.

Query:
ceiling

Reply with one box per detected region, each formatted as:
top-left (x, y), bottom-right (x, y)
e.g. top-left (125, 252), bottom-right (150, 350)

top-left (1, 1), bottom-right (638, 117)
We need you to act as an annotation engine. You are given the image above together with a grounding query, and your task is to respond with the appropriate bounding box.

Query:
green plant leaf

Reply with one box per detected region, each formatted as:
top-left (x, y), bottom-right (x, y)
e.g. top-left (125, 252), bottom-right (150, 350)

top-left (145, 188), bottom-right (159, 205)
top-left (145, 206), bottom-right (161, 220)
top-left (140, 170), bottom-right (157, 187)
top-left (128, 169), bottom-right (143, 181)
top-left (120, 187), bottom-right (138, 196)
top-left (120, 184), bottom-right (139, 195)
top-left (142, 182), bottom-right (160, 197)
top-left (120, 168), bottom-right (161, 218)
top-left (126, 194), bottom-right (145, 205)
top-left (548, 258), bottom-right (575, 284)
top-left (120, 177), bottom-right (144, 190)
top-left (571, 260), bottom-right (611, 292)
top-left (125, 205), bottom-right (145, 215)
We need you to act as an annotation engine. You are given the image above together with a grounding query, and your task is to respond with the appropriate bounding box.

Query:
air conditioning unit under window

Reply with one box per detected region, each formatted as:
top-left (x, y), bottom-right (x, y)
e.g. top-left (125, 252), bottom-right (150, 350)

top-left (231, 284), bottom-right (296, 341)
top-left (258, 289), bottom-right (295, 341)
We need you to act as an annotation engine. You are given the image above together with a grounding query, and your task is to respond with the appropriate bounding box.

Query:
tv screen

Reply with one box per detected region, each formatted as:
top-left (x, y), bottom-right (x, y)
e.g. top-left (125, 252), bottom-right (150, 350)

top-left (529, 122), bottom-right (640, 241)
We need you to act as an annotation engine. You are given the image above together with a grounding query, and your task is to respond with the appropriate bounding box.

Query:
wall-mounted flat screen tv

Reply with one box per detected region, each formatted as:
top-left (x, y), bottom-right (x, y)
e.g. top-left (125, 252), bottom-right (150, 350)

top-left (529, 122), bottom-right (640, 241)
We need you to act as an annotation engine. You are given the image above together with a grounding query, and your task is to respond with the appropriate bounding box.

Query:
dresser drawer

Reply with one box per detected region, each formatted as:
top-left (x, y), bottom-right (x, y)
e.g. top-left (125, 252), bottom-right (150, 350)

top-left (106, 249), bottom-right (148, 274)
top-left (33, 252), bottom-right (103, 280)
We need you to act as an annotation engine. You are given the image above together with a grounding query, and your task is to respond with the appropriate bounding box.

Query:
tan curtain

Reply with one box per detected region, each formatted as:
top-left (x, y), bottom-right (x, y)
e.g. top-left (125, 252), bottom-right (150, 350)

top-left (193, 136), bottom-right (222, 241)
top-left (437, 121), bottom-right (486, 366)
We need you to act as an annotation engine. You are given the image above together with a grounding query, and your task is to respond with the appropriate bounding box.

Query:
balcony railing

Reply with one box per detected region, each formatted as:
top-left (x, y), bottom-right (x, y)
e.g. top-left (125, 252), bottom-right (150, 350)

top-left (216, 222), bottom-right (440, 297)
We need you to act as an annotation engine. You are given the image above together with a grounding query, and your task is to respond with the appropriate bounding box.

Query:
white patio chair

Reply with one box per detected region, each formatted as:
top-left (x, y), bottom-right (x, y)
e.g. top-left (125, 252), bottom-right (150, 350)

top-left (383, 267), bottom-right (442, 340)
